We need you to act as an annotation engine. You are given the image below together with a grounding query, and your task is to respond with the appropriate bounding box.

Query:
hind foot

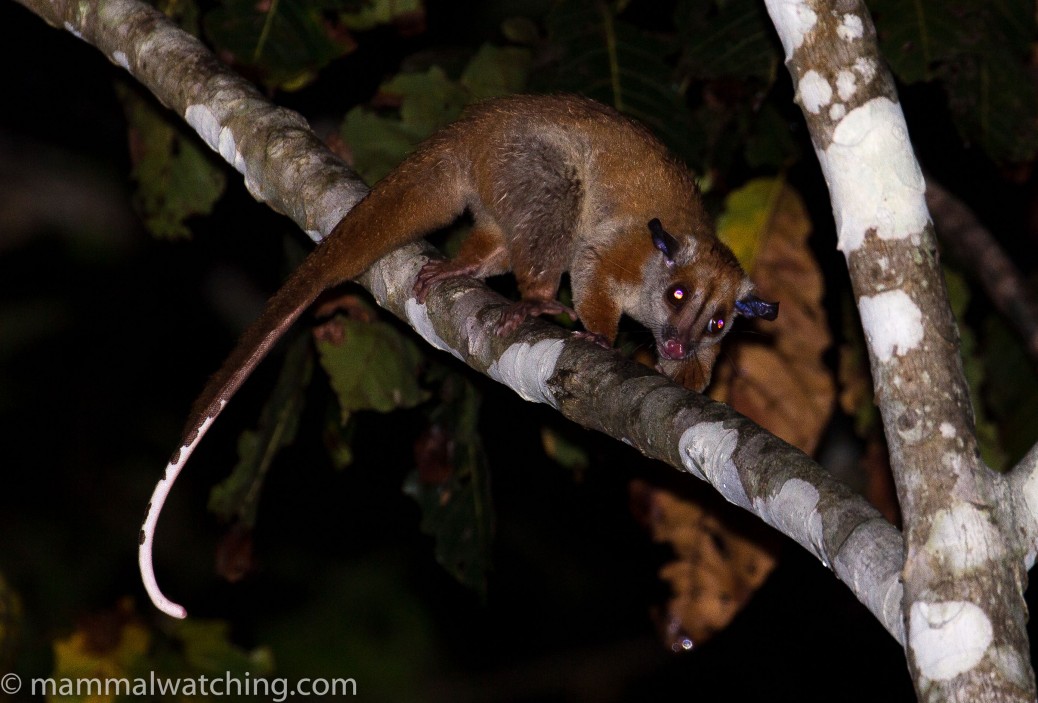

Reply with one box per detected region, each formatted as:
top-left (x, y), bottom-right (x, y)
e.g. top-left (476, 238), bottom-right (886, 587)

top-left (495, 299), bottom-right (578, 337)
top-left (414, 259), bottom-right (480, 304)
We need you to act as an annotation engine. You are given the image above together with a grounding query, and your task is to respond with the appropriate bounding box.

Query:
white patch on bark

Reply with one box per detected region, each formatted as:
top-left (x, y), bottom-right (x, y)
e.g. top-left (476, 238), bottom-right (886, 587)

top-left (487, 339), bottom-right (565, 407)
top-left (799, 70), bottom-right (832, 114)
top-left (853, 57), bottom-right (877, 84)
top-left (63, 21), bottom-right (84, 40)
top-left (836, 70), bottom-right (857, 101)
top-left (939, 422), bottom-right (955, 438)
top-left (817, 98), bottom-right (929, 253)
top-left (678, 422), bottom-right (751, 509)
top-left (756, 478), bottom-right (825, 559)
top-left (909, 601), bottom-right (993, 680)
top-left (184, 104), bottom-right (248, 176)
top-left (838, 13), bottom-right (864, 41)
top-left (858, 290), bottom-right (924, 361)
top-left (926, 504), bottom-right (1003, 572)
top-left (184, 104), bottom-right (222, 153)
top-left (405, 300), bottom-right (464, 361)
top-left (763, 0), bottom-right (818, 59)
top-left (112, 51), bottom-right (130, 70)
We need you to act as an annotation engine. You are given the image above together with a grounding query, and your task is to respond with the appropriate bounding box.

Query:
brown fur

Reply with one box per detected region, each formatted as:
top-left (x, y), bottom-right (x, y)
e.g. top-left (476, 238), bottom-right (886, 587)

top-left (185, 94), bottom-right (762, 443)
top-left (143, 95), bottom-right (780, 619)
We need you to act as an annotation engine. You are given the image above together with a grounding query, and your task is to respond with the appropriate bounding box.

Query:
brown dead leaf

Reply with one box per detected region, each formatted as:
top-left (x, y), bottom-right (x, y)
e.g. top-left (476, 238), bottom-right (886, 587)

top-left (711, 178), bottom-right (835, 455)
top-left (631, 480), bottom-right (779, 650)
top-left (635, 179), bottom-right (833, 651)
top-left (215, 523), bottom-right (255, 584)
top-left (313, 292), bottom-right (379, 345)
top-left (52, 599), bottom-right (150, 686)
top-left (414, 424), bottom-right (454, 485)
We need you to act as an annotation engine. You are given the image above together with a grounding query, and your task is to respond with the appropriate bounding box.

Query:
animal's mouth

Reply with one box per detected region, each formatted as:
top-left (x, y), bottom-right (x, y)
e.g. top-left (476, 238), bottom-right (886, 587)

top-left (658, 338), bottom-right (688, 361)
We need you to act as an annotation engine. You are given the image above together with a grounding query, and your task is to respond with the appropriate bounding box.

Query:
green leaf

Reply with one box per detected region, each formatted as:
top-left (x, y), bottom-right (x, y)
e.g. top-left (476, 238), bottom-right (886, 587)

top-left (323, 402), bottom-right (355, 469)
top-left (51, 606), bottom-right (152, 700)
top-left (870, 0), bottom-right (1038, 162)
top-left (381, 68), bottom-right (471, 137)
top-left (981, 314), bottom-right (1038, 467)
top-left (501, 16), bottom-right (541, 46)
top-left (716, 176), bottom-right (784, 271)
top-left (317, 318), bottom-right (429, 422)
top-left (341, 67), bottom-right (467, 183)
top-left (540, 425), bottom-right (590, 477)
top-left (541, 0), bottom-right (698, 160)
top-left (209, 331), bottom-right (313, 527)
top-left (672, 0), bottom-right (790, 174)
top-left (256, 559), bottom-right (435, 694)
top-left (172, 618), bottom-right (275, 676)
top-left (51, 604), bottom-right (272, 701)
top-left (460, 44), bottom-right (532, 100)
top-left (674, 0), bottom-right (780, 81)
top-left (341, 0), bottom-right (424, 31)
top-left (743, 103), bottom-right (800, 170)
top-left (117, 84), bottom-right (226, 240)
top-left (156, 0), bottom-right (203, 36)
top-left (403, 373), bottom-right (493, 596)
top-left (204, 0), bottom-right (357, 91)
top-left (340, 41), bottom-right (531, 183)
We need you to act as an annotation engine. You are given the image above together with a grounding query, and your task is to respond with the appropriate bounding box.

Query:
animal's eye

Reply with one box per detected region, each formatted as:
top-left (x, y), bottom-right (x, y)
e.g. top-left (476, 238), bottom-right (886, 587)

top-left (666, 284), bottom-right (687, 309)
top-left (707, 317), bottom-right (726, 335)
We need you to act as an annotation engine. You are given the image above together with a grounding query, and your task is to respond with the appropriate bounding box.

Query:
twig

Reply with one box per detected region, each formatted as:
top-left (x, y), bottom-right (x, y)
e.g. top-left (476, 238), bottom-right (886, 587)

top-left (926, 177), bottom-right (1038, 366)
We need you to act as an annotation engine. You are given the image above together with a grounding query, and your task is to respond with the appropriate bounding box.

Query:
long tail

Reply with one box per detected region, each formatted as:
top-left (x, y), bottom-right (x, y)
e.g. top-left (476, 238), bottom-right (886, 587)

top-left (139, 134), bottom-right (472, 618)
top-left (138, 258), bottom-right (324, 618)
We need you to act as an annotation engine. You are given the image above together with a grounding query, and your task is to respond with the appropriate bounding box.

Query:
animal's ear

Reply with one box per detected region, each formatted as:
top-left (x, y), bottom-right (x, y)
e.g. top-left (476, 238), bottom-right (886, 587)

top-left (648, 218), bottom-right (679, 265)
top-left (735, 295), bottom-right (779, 321)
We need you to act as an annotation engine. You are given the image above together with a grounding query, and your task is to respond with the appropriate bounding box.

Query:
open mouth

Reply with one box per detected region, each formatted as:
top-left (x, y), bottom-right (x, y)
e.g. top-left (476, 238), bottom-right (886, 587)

top-left (658, 338), bottom-right (688, 361)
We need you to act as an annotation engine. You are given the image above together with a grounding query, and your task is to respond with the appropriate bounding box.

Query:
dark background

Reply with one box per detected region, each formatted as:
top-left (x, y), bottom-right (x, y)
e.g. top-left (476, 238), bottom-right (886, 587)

top-left (3, 1), bottom-right (1034, 700)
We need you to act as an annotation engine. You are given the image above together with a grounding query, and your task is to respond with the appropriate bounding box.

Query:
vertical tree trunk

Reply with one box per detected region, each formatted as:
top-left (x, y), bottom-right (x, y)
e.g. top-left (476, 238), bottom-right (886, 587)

top-left (763, 0), bottom-right (1035, 699)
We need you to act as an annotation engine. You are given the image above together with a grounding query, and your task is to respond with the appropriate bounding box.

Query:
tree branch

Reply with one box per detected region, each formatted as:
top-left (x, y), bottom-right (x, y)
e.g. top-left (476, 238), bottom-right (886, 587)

top-left (15, 0), bottom-right (368, 243)
top-left (763, 0), bottom-right (1034, 699)
top-left (19, 0), bottom-right (905, 644)
top-left (364, 248), bottom-right (908, 641)
top-left (1006, 442), bottom-right (1038, 571)
top-left (926, 177), bottom-right (1038, 368)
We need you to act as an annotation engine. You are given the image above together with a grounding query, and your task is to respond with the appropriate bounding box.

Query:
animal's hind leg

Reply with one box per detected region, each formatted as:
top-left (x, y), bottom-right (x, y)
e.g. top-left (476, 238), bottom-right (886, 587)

top-left (414, 219), bottom-right (511, 303)
top-left (487, 137), bottom-right (583, 335)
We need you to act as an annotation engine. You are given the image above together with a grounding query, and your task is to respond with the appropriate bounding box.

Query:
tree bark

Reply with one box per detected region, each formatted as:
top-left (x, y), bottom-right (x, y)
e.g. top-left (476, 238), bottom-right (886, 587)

top-left (763, 0), bottom-right (1035, 699)
top-left (41, 0), bottom-right (1038, 693)
top-left (19, 0), bottom-right (906, 642)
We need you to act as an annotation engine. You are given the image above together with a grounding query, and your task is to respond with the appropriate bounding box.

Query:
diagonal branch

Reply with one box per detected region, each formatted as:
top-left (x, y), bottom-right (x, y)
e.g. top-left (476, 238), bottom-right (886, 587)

top-left (16, 0), bottom-right (368, 243)
top-left (18, 0), bottom-right (904, 642)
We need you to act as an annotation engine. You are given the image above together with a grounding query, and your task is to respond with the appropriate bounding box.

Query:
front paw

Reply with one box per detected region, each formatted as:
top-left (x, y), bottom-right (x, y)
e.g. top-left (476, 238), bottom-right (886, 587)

top-left (572, 330), bottom-right (611, 350)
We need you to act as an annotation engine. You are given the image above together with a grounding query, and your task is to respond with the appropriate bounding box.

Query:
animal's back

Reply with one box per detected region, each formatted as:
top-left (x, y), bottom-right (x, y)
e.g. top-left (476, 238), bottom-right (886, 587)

top-left (433, 95), bottom-right (706, 247)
